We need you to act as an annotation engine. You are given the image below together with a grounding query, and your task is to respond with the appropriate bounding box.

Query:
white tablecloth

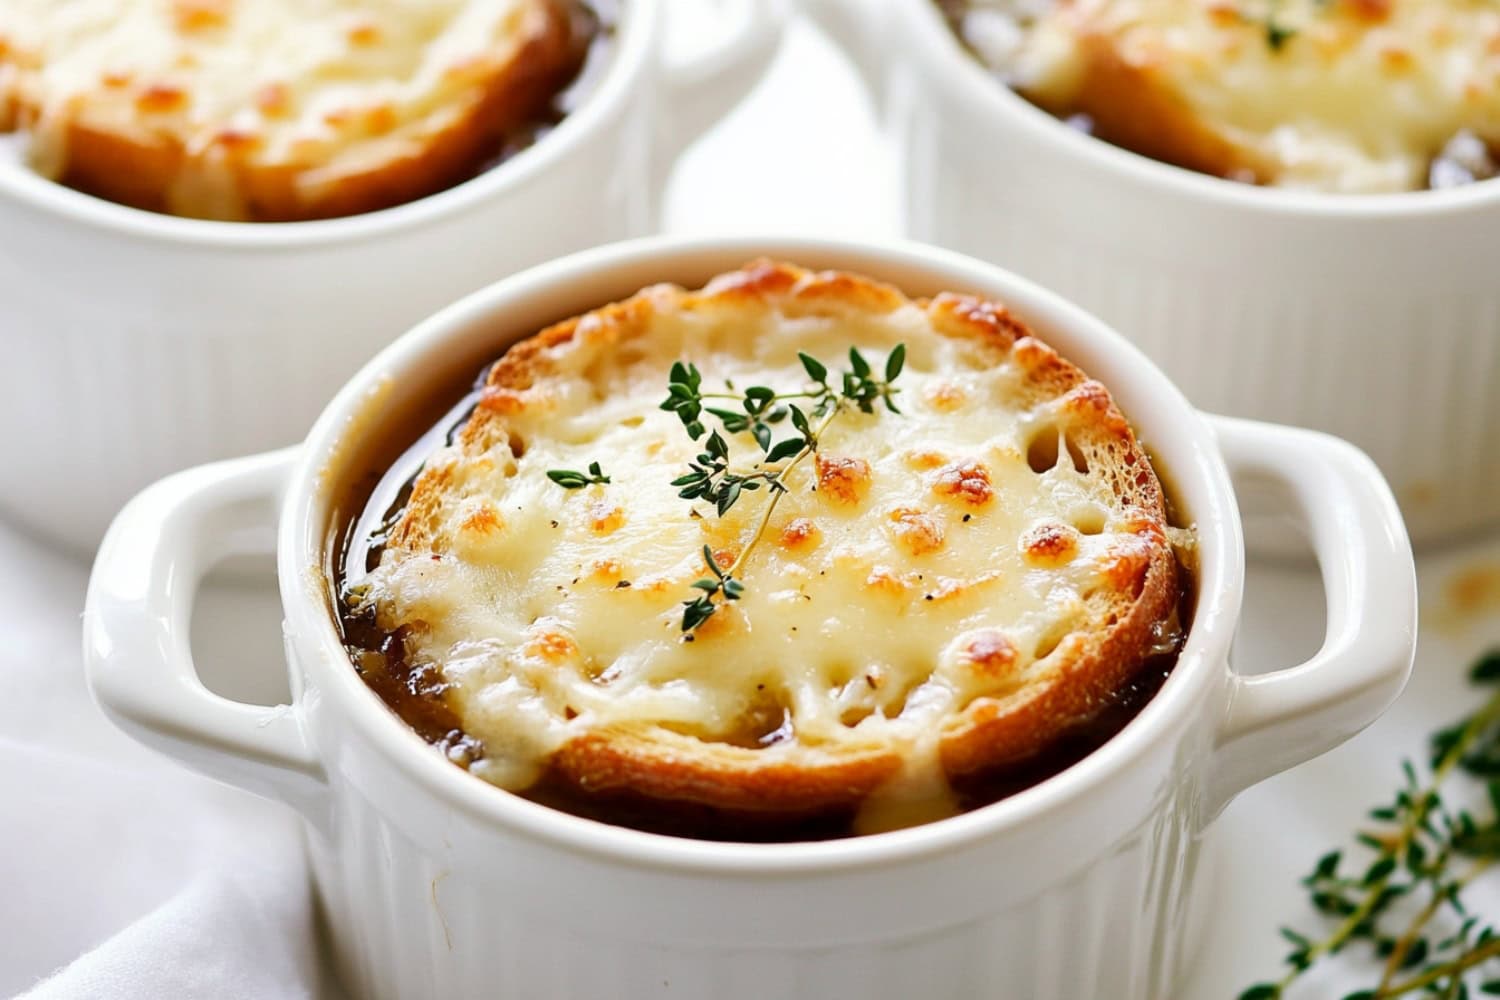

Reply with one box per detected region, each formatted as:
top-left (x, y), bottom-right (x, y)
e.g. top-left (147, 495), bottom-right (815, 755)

top-left (4, 20), bottom-right (1499, 1000)
top-left (0, 525), bottom-right (329, 998)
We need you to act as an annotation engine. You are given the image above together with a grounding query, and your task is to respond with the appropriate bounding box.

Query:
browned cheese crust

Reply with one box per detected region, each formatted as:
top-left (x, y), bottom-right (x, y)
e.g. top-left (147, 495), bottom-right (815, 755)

top-left (0, 0), bottom-right (588, 221)
top-left (380, 260), bottom-right (1181, 817)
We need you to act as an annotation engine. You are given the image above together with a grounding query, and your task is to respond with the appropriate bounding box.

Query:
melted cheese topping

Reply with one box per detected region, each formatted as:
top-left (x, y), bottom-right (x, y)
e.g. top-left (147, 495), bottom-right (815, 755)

top-left (958, 0), bottom-right (1500, 192)
top-left (0, 0), bottom-right (559, 215)
top-left (356, 280), bottom-right (1166, 810)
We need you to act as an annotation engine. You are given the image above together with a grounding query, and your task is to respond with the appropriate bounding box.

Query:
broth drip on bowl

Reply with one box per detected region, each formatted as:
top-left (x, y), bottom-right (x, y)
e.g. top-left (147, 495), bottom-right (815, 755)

top-left (333, 356), bottom-right (1195, 844)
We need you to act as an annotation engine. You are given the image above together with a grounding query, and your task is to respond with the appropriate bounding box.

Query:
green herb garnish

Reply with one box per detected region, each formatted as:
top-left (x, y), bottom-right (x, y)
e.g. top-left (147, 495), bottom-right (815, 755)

top-left (1242, 0), bottom-right (1299, 52)
top-left (1265, 18), bottom-right (1297, 51)
top-left (551, 344), bottom-right (906, 635)
top-left (545, 462), bottom-right (611, 490)
top-left (681, 545), bottom-right (745, 633)
top-left (1240, 650), bottom-right (1500, 1000)
top-left (658, 345), bottom-right (903, 633)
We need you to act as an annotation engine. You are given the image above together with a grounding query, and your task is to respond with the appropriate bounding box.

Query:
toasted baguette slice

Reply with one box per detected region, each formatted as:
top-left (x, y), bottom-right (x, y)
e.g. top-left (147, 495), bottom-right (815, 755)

top-left (0, 0), bottom-right (588, 221)
top-left (357, 261), bottom-right (1183, 829)
top-left (1002, 0), bottom-right (1500, 192)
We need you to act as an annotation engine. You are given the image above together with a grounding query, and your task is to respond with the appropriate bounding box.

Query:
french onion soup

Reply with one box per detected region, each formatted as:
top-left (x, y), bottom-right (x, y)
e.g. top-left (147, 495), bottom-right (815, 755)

top-left (336, 261), bottom-right (1195, 841)
top-left (940, 0), bottom-right (1500, 193)
top-left (0, 0), bottom-right (612, 221)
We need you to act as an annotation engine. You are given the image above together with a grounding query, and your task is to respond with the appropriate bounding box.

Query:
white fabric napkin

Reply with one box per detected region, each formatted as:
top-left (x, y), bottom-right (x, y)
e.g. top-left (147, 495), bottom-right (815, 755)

top-left (0, 524), bottom-right (332, 999)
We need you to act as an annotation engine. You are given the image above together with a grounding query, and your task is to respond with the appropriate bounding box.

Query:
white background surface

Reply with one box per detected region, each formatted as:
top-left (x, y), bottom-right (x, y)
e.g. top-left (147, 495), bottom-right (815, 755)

top-left (4, 15), bottom-right (1500, 999)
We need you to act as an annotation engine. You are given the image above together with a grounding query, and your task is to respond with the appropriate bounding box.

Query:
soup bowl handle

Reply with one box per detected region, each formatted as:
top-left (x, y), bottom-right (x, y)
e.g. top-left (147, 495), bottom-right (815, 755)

top-left (1205, 415), bottom-right (1417, 817)
top-left (800, 0), bottom-right (889, 107)
top-left (82, 447), bottom-right (326, 819)
top-left (654, 0), bottom-right (785, 165)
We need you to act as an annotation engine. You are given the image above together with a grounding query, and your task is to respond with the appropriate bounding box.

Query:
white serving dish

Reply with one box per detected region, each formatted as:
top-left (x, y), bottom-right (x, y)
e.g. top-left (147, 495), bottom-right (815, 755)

top-left (805, 0), bottom-right (1500, 547)
top-left (82, 235), bottom-right (1416, 1000)
top-left (0, 0), bottom-right (782, 554)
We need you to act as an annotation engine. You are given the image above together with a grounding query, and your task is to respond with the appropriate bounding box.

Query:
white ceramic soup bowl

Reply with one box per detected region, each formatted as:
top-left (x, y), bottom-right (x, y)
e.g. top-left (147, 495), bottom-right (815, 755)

top-left (83, 235), bottom-right (1415, 1000)
top-left (0, 0), bottom-right (781, 555)
top-left (805, 0), bottom-right (1500, 548)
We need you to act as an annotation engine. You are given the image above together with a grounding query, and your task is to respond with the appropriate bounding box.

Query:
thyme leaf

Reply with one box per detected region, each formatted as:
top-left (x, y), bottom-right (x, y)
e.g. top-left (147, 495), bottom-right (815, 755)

top-left (549, 344), bottom-right (907, 635)
top-left (1240, 650), bottom-right (1500, 1000)
top-left (546, 461), bottom-right (610, 489)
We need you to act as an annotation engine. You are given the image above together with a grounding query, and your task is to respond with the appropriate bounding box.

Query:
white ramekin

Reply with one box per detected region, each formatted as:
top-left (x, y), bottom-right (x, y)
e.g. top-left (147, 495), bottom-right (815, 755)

top-left (805, 0), bottom-right (1500, 547)
top-left (83, 236), bottom-right (1416, 1000)
top-left (0, 0), bottom-right (782, 554)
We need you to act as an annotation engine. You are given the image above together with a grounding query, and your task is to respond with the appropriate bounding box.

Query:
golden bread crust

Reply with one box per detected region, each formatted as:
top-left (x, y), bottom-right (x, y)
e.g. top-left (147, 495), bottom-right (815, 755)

top-left (1020, 33), bottom-right (1260, 183)
top-left (370, 260), bottom-right (1183, 821)
top-left (0, 0), bottom-right (587, 220)
top-left (553, 727), bottom-right (904, 816)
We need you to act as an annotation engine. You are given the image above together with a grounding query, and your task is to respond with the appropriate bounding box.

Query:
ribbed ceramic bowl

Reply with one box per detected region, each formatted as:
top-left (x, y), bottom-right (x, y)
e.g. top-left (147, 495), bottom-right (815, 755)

top-left (82, 236), bottom-right (1416, 999)
top-left (807, 0), bottom-right (1500, 547)
top-left (0, 0), bottom-right (781, 554)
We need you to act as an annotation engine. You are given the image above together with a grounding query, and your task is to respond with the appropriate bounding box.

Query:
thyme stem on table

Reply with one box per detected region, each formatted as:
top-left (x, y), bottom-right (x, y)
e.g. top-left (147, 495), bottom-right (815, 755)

top-left (1240, 651), bottom-right (1500, 1000)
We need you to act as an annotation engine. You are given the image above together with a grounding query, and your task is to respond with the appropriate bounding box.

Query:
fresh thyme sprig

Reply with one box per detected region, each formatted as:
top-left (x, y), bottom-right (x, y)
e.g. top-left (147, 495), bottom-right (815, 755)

top-left (659, 345), bottom-right (904, 634)
top-left (672, 429), bottom-right (781, 516)
top-left (671, 403), bottom-right (838, 635)
top-left (545, 461), bottom-right (610, 489)
top-left (1242, 0), bottom-right (1298, 52)
top-left (546, 344), bottom-right (906, 636)
top-left (1240, 650), bottom-right (1500, 1000)
top-left (660, 345), bottom-right (904, 446)
top-left (681, 545), bottom-right (746, 633)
